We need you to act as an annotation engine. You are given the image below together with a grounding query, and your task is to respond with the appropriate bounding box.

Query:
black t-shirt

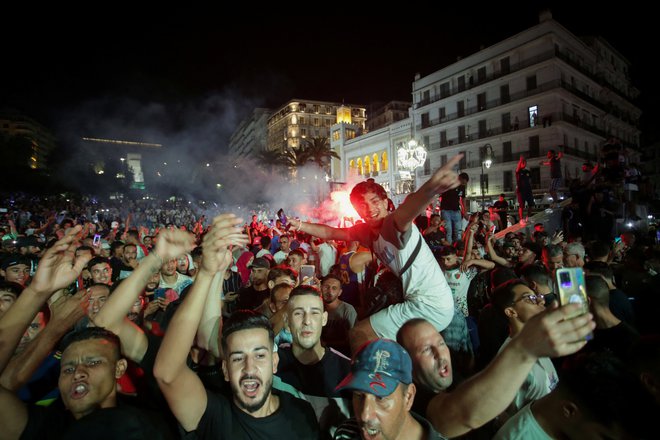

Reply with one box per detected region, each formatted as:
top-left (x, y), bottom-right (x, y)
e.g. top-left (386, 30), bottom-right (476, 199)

top-left (276, 346), bottom-right (350, 398)
top-left (493, 200), bottom-right (508, 214)
top-left (424, 230), bottom-right (447, 250)
top-left (235, 286), bottom-right (270, 311)
top-left (440, 185), bottom-right (465, 211)
top-left (187, 389), bottom-right (319, 440)
top-left (516, 168), bottom-right (532, 193)
top-left (21, 399), bottom-right (174, 440)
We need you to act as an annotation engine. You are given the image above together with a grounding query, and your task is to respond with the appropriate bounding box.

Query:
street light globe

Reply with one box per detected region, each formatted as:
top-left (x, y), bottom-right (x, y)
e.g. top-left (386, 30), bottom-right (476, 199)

top-left (408, 139), bottom-right (418, 149)
top-left (484, 158), bottom-right (492, 169)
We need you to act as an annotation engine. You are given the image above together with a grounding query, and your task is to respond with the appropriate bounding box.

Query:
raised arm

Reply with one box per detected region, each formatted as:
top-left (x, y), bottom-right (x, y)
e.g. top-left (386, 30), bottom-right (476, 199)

top-left (0, 226), bottom-right (90, 374)
top-left (486, 234), bottom-right (511, 268)
top-left (427, 303), bottom-right (595, 437)
top-left (154, 214), bottom-right (247, 432)
top-left (94, 230), bottom-right (194, 362)
top-left (0, 289), bottom-right (90, 391)
top-left (392, 155), bottom-right (463, 232)
top-left (288, 219), bottom-right (352, 242)
top-left (195, 272), bottom-right (225, 359)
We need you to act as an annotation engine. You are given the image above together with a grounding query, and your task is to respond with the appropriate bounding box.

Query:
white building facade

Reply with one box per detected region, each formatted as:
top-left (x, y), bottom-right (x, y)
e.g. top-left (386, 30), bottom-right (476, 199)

top-left (411, 11), bottom-right (640, 207)
top-left (333, 12), bottom-right (640, 213)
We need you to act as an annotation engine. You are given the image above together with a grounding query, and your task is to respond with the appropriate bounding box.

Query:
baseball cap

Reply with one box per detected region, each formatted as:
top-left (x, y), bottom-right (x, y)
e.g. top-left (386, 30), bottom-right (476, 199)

top-left (1, 253), bottom-right (31, 270)
top-left (248, 257), bottom-right (271, 270)
top-left (335, 339), bottom-right (412, 397)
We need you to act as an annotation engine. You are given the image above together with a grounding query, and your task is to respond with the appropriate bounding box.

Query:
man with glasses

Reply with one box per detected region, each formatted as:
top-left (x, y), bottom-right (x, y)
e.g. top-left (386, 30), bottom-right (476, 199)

top-left (492, 279), bottom-right (558, 418)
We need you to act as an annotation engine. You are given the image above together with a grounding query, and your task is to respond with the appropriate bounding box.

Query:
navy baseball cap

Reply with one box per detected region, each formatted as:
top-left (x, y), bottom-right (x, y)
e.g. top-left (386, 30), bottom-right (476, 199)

top-left (335, 339), bottom-right (412, 397)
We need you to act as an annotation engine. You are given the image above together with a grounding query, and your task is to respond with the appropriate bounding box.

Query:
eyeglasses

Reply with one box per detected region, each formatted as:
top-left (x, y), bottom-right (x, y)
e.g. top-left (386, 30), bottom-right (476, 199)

top-left (512, 293), bottom-right (544, 306)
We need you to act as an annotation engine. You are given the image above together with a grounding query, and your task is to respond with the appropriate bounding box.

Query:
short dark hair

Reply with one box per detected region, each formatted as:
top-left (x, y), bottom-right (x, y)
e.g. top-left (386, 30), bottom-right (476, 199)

top-left (458, 172), bottom-right (469, 182)
top-left (288, 285), bottom-right (321, 300)
top-left (583, 261), bottom-right (614, 281)
top-left (491, 279), bottom-right (530, 312)
top-left (267, 266), bottom-right (297, 285)
top-left (0, 281), bottom-right (24, 297)
top-left (288, 249), bottom-right (306, 260)
top-left (110, 240), bottom-right (124, 253)
top-left (350, 180), bottom-right (388, 207)
top-left (586, 240), bottom-right (610, 260)
top-left (519, 264), bottom-right (551, 287)
top-left (585, 275), bottom-right (610, 307)
top-left (87, 256), bottom-right (111, 270)
top-left (76, 245), bottom-right (94, 254)
top-left (321, 274), bottom-right (342, 286)
top-left (221, 310), bottom-right (274, 356)
top-left (60, 327), bottom-right (121, 360)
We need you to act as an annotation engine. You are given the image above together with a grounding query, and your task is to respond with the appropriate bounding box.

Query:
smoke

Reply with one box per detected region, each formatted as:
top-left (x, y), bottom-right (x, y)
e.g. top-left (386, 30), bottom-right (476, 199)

top-left (48, 87), bottom-right (367, 227)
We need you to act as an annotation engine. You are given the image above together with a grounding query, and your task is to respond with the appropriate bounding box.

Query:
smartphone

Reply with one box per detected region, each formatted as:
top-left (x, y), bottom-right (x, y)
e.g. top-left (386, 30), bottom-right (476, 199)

top-left (153, 288), bottom-right (167, 300)
top-left (93, 234), bottom-right (101, 247)
top-left (300, 264), bottom-right (316, 282)
top-left (614, 236), bottom-right (622, 244)
top-left (556, 268), bottom-right (592, 339)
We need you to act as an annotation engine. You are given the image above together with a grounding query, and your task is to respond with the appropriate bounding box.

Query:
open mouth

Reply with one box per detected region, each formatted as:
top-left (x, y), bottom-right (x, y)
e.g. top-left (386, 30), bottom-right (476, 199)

top-left (70, 383), bottom-right (89, 400)
top-left (438, 362), bottom-right (450, 378)
top-left (361, 426), bottom-right (381, 439)
top-left (241, 379), bottom-right (261, 398)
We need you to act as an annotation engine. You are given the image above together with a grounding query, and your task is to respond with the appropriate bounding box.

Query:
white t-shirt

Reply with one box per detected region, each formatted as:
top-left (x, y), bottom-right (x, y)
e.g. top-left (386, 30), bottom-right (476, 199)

top-left (494, 403), bottom-right (551, 440)
top-left (443, 265), bottom-right (478, 317)
top-left (317, 242), bottom-right (337, 277)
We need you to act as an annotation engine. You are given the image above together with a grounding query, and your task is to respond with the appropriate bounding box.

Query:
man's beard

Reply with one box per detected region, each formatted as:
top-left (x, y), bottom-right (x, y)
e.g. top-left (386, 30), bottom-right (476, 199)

top-left (232, 374), bottom-right (273, 414)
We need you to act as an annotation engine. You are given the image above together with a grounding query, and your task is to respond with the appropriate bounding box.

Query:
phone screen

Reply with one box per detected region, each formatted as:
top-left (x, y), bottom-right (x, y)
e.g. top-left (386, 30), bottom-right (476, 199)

top-left (93, 234), bottom-right (101, 246)
top-left (300, 265), bottom-right (315, 281)
top-left (153, 288), bottom-right (167, 300)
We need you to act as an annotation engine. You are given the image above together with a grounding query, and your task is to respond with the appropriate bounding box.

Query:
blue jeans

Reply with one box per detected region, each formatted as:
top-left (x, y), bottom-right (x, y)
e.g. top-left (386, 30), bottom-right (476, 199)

top-left (442, 210), bottom-right (463, 244)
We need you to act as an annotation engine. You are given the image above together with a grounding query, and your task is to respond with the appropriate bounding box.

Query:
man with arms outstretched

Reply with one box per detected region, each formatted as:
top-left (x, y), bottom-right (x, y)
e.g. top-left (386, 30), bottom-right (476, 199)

top-left (288, 156), bottom-right (463, 352)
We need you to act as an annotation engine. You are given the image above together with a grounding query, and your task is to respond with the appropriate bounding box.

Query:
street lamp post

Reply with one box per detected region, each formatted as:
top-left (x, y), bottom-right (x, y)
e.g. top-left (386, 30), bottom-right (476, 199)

top-left (481, 144), bottom-right (494, 209)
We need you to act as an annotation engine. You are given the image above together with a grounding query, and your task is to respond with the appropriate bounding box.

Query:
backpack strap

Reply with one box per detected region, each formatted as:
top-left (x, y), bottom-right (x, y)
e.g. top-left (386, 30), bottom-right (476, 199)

top-left (399, 235), bottom-right (423, 276)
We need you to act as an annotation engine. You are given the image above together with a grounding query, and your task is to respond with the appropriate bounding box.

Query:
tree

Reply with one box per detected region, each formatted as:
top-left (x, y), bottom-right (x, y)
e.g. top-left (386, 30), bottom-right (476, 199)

top-left (301, 137), bottom-right (339, 169)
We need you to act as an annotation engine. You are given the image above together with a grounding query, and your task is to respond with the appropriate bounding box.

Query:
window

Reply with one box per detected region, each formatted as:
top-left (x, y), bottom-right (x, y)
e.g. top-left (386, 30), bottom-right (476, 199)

top-left (373, 153), bottom-right (380, 172)
top-left (356, 158), bottom-right (363, 175)
top-left (440, 131), bottom-right (447, 147)
top-left (530, 168), bottom-right (541, 189)
top-left (529, 135), bottom-right (540, 157)
top-left (458, 125), bottom-right (466, 143)
top-left (478, 120), bottom-right (487, 138)
top-left (502, 112), bottom-right (511, 132)
top-left (477, 67), bottom-right (486, 83)
top-left (423, 90), bottom-right (430, 104)
top-left (526, 75), bottom-right (537, 91)
top-left (424, 157), bottom-right (431, 175)
top-left (313, 118), bottom-right (319, 127)
top-left (440, 82), bottom-right (450, 98)
top-left (441, 155), bottom-right (447, 166)
top-left (500, 57), bottom-right (510, 74)
top-left (439, 107), bottom-right (446, 120)
top-left (423, 136), bottom-right (430, 150)
top-left (503, 170), bottom-right (513, 191)
top-left (457, 101), bottom-right (465, 117)
top-left (313, 104), bottom-right (319, 113)
top-left (528, 105), bottom-right (538, 127)
top-left (459, 152), bottom-right (467, 169)
top-left (381, 152), bottom-right (389, 170)
top-left (421, 113), bottom-right (430, 128)
top-left (458, 75), bottom-right (466, 92)
top-left (364, 156), bottom-right (371, 175)
top-left (500, 84), bottom-right (510, 104)
top-left (346, 129), bottom-right (356, 140)
top-left (477, 93), bottom-right (486, 111)
top-left (299, 116), bottom-right (306, 125)
top-left (301, 128), bottom-right (307, 137)
top-left (503, 141), bottom-right (512, 162)
top-left (332, 130), bottom-right (340, 141)
top-left (349, 160), bottom-right (355, 170)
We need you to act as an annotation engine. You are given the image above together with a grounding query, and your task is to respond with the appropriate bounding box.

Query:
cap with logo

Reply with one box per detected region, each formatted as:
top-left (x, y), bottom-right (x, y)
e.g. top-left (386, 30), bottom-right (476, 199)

top-left (335, 339), bottom-right (412, 397)
top-left (248, 257), bottom-right (271, 270)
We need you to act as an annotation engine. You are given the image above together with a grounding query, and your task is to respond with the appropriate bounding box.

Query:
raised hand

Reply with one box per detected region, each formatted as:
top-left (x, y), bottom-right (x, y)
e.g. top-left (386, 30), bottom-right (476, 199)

top-left (30, 225), bottom-right (92, 295)
top-left (48, 288), bottom-right (92, 331)
top-left (426, 154), bottom-right (463, 195)
top-left (515, 302), bottom-right (595, 358)
top-left (200, 214), bottom-right (249, 276)
top-left (152, 229), bottom-right (196, 262)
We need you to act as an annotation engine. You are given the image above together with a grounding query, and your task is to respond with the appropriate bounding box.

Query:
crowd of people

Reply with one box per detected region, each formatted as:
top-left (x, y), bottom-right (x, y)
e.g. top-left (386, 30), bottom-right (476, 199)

top-left (0, 149), bottom-right (658, 439)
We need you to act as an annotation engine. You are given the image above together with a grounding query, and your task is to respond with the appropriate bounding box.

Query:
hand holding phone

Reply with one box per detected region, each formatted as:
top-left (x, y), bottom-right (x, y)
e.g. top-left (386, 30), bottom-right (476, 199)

top-left (556, 267), bottom-right (593, 340)
top-left (93, 234), bottom-right (101, 247)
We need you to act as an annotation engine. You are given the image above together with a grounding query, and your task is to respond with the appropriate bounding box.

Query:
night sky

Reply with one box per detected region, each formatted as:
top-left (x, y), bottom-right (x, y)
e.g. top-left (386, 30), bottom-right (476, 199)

top-left (1, 6), bottom-right (655, 149)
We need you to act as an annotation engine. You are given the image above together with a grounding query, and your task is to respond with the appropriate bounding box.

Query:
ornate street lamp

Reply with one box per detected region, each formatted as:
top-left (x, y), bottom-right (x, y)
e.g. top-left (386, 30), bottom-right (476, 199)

top-left (481, 144), bottom-right (494, 209)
